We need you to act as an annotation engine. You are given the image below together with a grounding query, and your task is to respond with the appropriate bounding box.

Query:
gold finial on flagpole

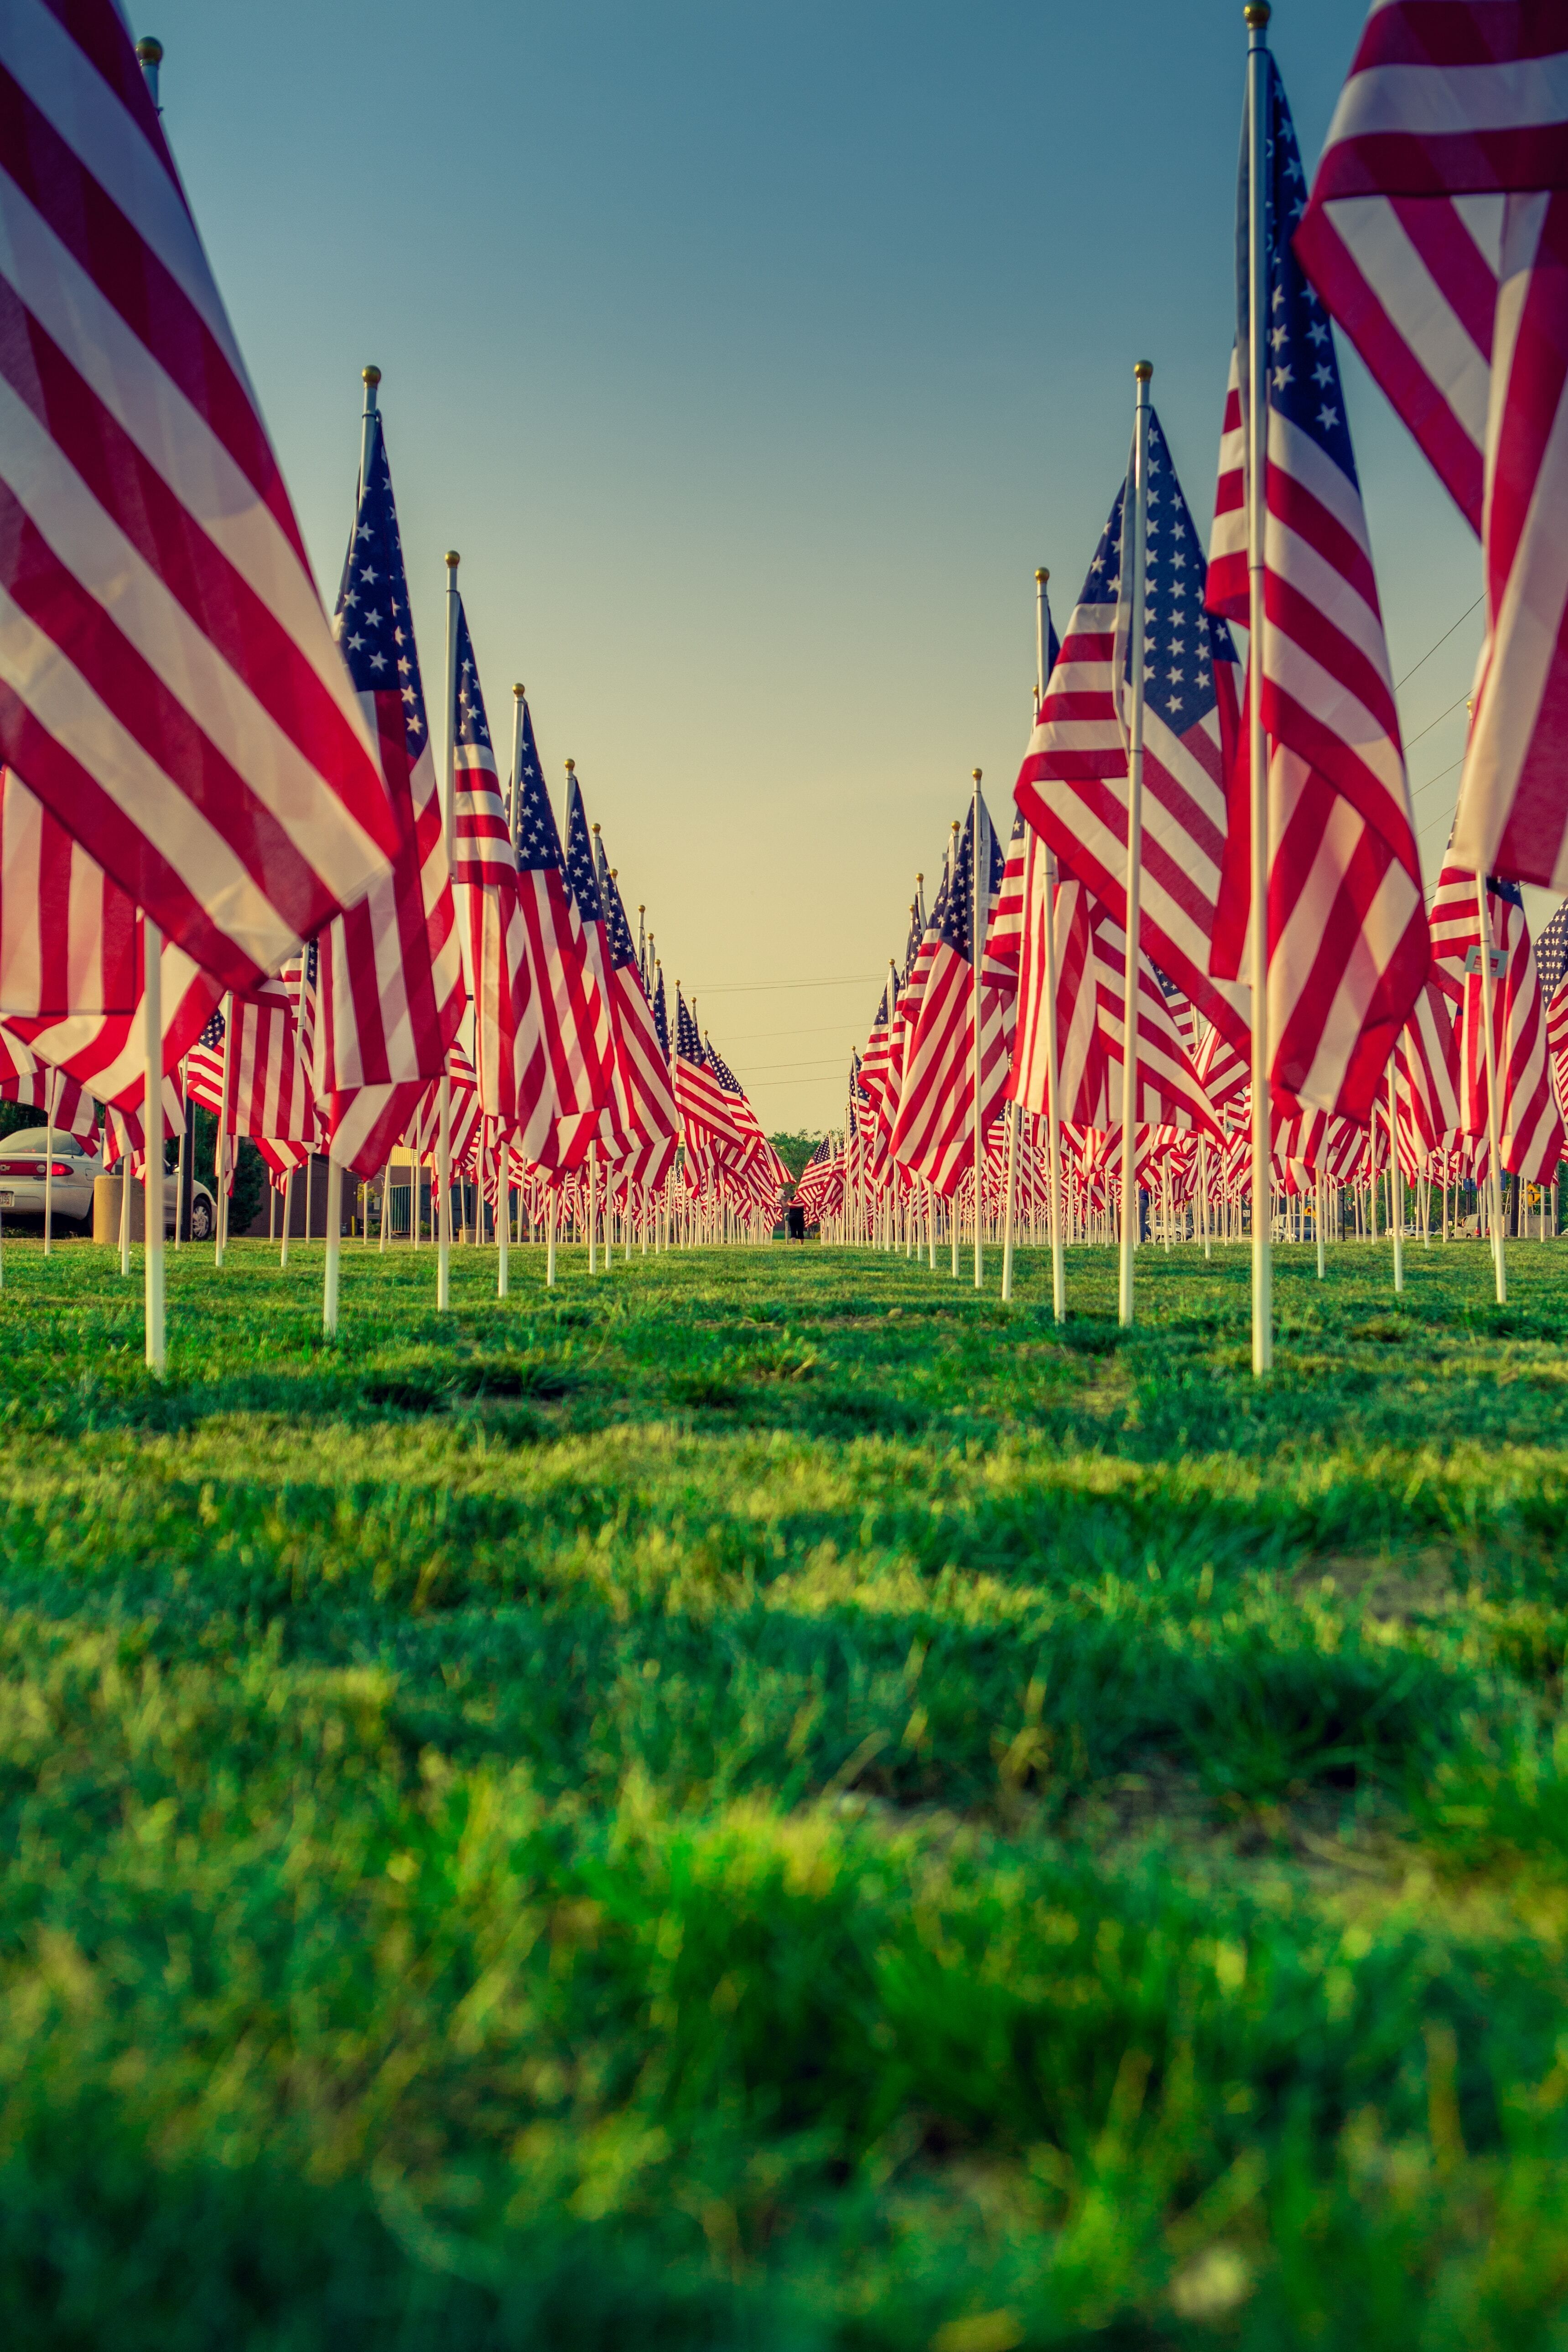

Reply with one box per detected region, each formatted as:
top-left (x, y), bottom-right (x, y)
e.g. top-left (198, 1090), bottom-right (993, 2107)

top-left (362, 364), bottom-right (381, 389)
top-left (445, 550), bottom-right (459, 571)
top-left (565, 758), bottom-right (576, 773)
top-left (971, 767), bottom-right (982, 782)
top-left (135, 38), bottom-right (163, 108)
top-left (1036, 567), bottom-right (1049, 584)
top-left (1134, 361), bottom-right (1153, 383)
top-left (591, 821), bottom-right (600, 835)
top-left (514, 682), bottom-right (524, 699)
top-left (1243, 3), bottom-right (1271, 24)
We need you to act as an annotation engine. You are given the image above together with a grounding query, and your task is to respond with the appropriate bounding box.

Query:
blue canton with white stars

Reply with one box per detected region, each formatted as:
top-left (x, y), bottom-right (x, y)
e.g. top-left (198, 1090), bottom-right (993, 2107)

top-left (935, 811), bottom-right (1002, 963)
top-left (452, 601), bottom-right (493, 753)
top-left (652, 966), bottom-right (670, 1058)
top-left (594, 836), bottom-right (639, 971)
top-left (676, 991), bottom-right (706, 1065)
top-left (333, 415), bottom-right (429, 759)
top-left (706, 1041), bottom-right (742, 1096)
top-left (198, 1007), bottom-right (224, 1050)
top-left (563, 777), bottom-right (605, 926)
top-left (1244, 56), bottom-right (1358, 489)
top-left (1136, 407), bottom-right (1237, 730)
top-left (1079, 485), bottom-right (1126, 613)
top-left (1535, 898), bottom-right (1568, 999)
top-left (510, 699), bottom-right (567, 877)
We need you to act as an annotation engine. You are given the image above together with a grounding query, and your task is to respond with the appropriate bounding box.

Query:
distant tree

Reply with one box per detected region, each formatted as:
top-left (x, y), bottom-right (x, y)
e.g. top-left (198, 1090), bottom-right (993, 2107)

top-left (768, 1130), bottom-right (824, 1187)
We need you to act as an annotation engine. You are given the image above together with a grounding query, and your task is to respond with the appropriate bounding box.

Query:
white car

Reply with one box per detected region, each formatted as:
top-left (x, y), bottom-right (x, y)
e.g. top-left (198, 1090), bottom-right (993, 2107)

top-left (0, 1127), bottom-right (217, 1240)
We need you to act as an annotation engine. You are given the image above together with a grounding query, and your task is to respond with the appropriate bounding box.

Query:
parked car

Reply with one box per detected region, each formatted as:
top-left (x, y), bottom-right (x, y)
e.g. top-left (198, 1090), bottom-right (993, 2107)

top-left (0, 1128), bottom-right (217, 1239)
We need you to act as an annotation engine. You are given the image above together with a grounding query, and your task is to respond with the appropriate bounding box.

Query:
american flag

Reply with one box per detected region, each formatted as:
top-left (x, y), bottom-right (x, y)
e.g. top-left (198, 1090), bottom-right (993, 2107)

top-left (1535, 899), bottom-right (1568, 1003)
top-left (651, 960), bottom-right (670, 1060)
top-left (1397, 979), bottom-right (1463, 1153)
top-left (561, 773), bottom-right (629, 1152)
top-left (1296, 4), bottom-right (1568, 888)
top-left (1018, 415), bottom-right (1250, 1055)
top-left (186, 978), bottom-right (316, 1144)
top-left (594, 832), bottom-right (681, 1181)
top-left (1431, 861), bottom-right (1563, 1179)
top-left (1086, 901), bottom-right (1221, 1140)
top-left (449, 598), bottom-right (547, 1147)
top-left (0, 768), bottom-right (136, 1015)
top-left (312, 409), bottom-right (464, 1175)
top-left (1206, 49), bottom-right (1428, 1123)
top-left (859, 983), bottom-right (893, 1123)
top-left (881, 896), bottom-right (924, 1140)
top-left (0, 1), bottom-right (397, 988)
top-left (0, 1023), bottom-right (99, 1146)
top-left (706, 1035), bottom-right (787, 1187)
top-left (510, 709), bottom-right (606, 1174)
top-left (1027, 868), bottom-right (1107, 1128)
top-left (673, 985), bottom-right (743, 1155)
top-left (886, 793), bottom-right (1008, 1195)
top-left (7, 918), bottom-right (218, 1115)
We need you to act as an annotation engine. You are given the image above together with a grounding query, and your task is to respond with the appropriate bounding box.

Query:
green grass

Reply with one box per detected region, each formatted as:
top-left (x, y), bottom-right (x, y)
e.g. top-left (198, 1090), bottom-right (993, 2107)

top-left (4, 1230), bottom-right (1568, 2347)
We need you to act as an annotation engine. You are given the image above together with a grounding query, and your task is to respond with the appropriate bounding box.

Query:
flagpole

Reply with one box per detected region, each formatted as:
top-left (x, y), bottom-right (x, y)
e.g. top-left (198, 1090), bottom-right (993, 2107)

top-left (1118, 362), bottom-right (1153, 1328)
top-left (1475, 872), bottom-right (1507, 1303)
top-left (436, 550), bottom-right (461, 1315)
top-left (508, 683), bottom-right (525, 835)
top-left (1035, 569), bottom-right (1067, 1324)
top-left (43, 1062), bottom-right (56, 1256)
top-left (1387, 1059), bottom-right (1404, 1293)
top-left (971, 768), bottom-right (984, 1290)
top-left (215, 990), bottom-right (233, 1267)
top-left (1245, 0), bottom-right (1273, 1373)
top-left (497, 1141), bottom-right (510, 1298)
top-left (143, 919), bottom-right (165, 1375)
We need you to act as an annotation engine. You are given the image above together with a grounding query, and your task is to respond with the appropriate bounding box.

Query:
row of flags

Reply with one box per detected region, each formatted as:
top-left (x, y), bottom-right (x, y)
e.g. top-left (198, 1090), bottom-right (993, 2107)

top-left (818, 13), bottom-right (1568, 1269)
top-left (0, 4), bottom-right (784, 1269)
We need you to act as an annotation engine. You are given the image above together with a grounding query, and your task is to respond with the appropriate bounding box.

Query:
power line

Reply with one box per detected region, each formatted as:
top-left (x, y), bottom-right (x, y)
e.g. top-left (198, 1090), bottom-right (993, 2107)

top-left (1402, 690), bottom-right (1470, 753)
top-left (1393, 594), bottom-right (1483, 692)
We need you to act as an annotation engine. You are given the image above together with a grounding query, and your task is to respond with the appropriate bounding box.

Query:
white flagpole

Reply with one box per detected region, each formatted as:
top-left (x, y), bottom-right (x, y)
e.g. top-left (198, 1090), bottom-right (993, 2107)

top-left (497, 1144), bottom-right (510, 1298)
top-left (971, 767), bottom-right (984, 1290)
top-left (325, 365), bottom-right (380, 1336)
top-left (143, 919), bottom-right (165, 1375)
top-left (280, 1166), bottom-right (292, 1267)
top-left (43, 1062), bottom-right (57, 1256)
top-left (1388, 1059), bottom-right (1404, 1293)
top-left (588, 1141), bottom-right (598, 1274)
top-left (508, 682), bottom-right (525, 835)
top-left (1034, 569), bottom-right (1067, 1326)
top-left (1475, 872), bottom-right (1507, 1303)
top-left (1246, 0), bottom-right (1273, 1373)
top-left (1118, 361), bottom-right (1153, 1328)
top-left (436, 548), bottom-right (462, 1316)
top-left (174, 1057), bottom-right (187, 1247)
top-left (214, 990), bottom-right (233, 1266)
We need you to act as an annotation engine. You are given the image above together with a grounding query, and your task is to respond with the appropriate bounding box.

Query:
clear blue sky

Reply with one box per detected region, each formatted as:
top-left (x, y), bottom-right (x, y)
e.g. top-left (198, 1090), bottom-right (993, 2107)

top-left (139, 0), bottom-right (1482, 1132)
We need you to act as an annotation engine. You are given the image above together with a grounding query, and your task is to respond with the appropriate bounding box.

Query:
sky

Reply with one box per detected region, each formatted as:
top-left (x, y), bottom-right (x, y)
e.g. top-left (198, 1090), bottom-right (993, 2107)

top-left (139, 0), bottom-right (1486, 1134)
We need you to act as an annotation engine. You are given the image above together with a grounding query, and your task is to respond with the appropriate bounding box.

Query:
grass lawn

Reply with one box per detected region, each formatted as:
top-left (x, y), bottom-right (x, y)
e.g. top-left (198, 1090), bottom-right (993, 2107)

top-left (3, 1229), bottom-right (1568, 2347)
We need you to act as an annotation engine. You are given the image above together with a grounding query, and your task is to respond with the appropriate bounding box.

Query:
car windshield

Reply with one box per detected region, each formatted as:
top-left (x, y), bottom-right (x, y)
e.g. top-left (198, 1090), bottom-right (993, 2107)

top-left (1, 1131), bottom-right (83, 1155)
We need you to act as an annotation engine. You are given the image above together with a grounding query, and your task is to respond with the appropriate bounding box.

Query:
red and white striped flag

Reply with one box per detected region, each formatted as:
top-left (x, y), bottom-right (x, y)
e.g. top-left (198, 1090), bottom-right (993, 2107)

top-left (1431, 861), bottom-right (1563, 1178)
top-left (1296, 3), bottom-right (1568, 887)
top-left (0, 767), bottom-right (136, 1014)
top-left (0, 1), bottom-right (397, 986)
top-left (1206, 50), bottom-right (1428, 1121)
top-left (888, 796), bottom-right (1009, 1194)
top-left (311, 411), bottom-right (464, 1174)
top-left (509, 706), bottom-right (607, 1173)
top-left (1017, 425), bottom-right (1251, 1056)
top-left (561, 771), bottom-right (630, 1154)
top-left (595, 836), bottom-right (681, 1182)
top-left (0, 1023), bottom-right (98, 1143)
top-left (185, 979), bottom-right (316, 1143)
top-left (7, 917), bottom-right (218, 1114)
top-left (449, 598), bottom-right (552, 1153)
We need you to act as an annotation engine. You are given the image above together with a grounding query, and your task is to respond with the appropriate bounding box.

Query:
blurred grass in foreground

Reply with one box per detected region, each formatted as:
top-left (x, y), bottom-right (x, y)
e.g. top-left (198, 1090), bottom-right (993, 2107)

top-left (3, 1233), bottom-right (1568, 2346)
